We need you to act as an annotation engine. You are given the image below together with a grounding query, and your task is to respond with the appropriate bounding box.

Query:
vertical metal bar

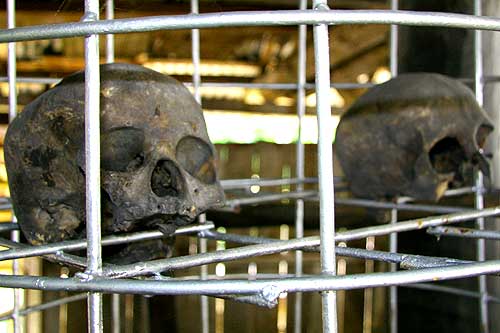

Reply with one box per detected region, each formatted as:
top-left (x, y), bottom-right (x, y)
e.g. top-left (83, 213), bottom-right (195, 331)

top-left (84, 1), bottom-right (102, 332)
top-left (199, 216), bottom-right (209, 333)
top-left (191, 1), bottom-right (208, 332)
top-left (363, 237), bottom-right (375, 333)
top-left (475, 172), bottom-right (488, 333)
top-left (105, 0), bottom-right (115, 63)
top-left (475, 0), bottom-right (484, 107)
top-left (105, 4), bottom-right (118, 330)
top-left (312, 1), bottom-right (337, 332)
top-left (7, 1), bottom-right (21, 332)
top-left (336, 242), bottom-right (348, 333)
top-left (112, 294), bottom-right (120, 333)
top-left (389, 0), bottom-right (399, 77)
top-left (389, 2), bottom-right (399, 332)
top-left (6, 1), bottom-right (16, 121)
top-left (294, 1), bottom-right (307, 333)
top-left (191, 0), bottom-right (201, 104)
top-left (389, 208), bottom-right (398, 333)
top-left (474, 2), bottom-right (488, 332)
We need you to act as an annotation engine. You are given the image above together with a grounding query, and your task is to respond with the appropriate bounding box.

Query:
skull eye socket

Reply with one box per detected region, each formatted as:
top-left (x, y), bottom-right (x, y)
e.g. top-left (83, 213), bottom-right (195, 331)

top-left (429, 137), bottom-right (465, 174)
top-left (176, 136), bottom-right (216, 184)
top-left (476, 124), bottom-right (493, 148)
top-left (101, 127), bottom-right (145, 172)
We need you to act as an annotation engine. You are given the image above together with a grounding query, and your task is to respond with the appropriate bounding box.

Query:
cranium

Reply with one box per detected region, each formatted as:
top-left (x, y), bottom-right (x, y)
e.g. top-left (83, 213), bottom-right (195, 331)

top-left (5, 63), bottom-right (224, 261)
top-left (335, 73), bottom-right (493, 201)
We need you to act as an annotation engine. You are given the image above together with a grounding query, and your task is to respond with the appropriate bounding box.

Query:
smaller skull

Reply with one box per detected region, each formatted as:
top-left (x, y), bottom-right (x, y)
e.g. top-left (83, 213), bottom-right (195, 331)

top-left (5, 63), bottom-right (224, 261)
top-left (335, 73), bottom-right (493, 201)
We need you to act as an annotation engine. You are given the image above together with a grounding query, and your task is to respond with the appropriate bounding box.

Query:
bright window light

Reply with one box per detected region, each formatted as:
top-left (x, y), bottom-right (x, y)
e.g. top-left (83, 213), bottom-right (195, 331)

top-left (203, 111), bottom-right (340, 144)
top-left (372, 66), bottom-right (392, 83)
top-left (305, 88), bottom-right (345, 108)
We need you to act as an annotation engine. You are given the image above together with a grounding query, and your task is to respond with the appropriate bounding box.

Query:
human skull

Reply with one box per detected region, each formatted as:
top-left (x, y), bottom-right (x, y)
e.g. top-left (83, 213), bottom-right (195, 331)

top-left (5, 63), bottom-right (224, 258)
top-left (335, 73), bottom-right (493, 201)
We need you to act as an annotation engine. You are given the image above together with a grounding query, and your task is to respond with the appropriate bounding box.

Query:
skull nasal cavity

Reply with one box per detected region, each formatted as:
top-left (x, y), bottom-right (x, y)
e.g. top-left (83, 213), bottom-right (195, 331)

top-left (429, 137), bottom-right (465, 174)
top-left (151, 160), bottom-right (181, 197)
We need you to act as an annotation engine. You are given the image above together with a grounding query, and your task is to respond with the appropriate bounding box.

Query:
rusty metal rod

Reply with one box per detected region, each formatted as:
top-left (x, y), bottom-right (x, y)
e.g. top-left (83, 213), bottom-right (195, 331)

top-left (427, 226), bottom-right (500, 241)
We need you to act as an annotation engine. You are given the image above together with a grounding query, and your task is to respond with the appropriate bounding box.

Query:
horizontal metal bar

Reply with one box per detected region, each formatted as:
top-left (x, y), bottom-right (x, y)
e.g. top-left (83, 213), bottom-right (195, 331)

top-left (0, 77), bottom-right (482, 92)
top-left (0, 293), bottom-right (87, 321)
top-left (0, 76), bottom-right (61, 84)
top-left (336, 206), bottom-right (500, 241)
top-left (101, 235), bottom-right (317, 278)
top-left (443, 187), bottom-right (477, 197)
top-left (2, 206), bottom-right (498, 273)
top-left (1, 77), bottom-right (494, 101)
top-left (226, 190), bottom-right (469, 214)
top-left (406, 283), bottom-right (500, 304)
top-left (0, 77), bottom-right (474, 92)
top-left (164, 273), bottom-right (301, 281)
top-left (0, 77), bottom-right (493, 96)
top-left (483, 75), bottom-right (500, 83)
top-left (313, 82), bottom-right (376, 90)
top-left (100, 206), bottom-right (500, 278)
top-left (221, 177), bottom-right (318, 190)
top-left (0, 223), bottom-right (18, 233)
top-left (427, 226), bottom-right (500, 240)
top-left (0, 222), bottom-right (214, 261)
top-left (200, 230), bottom-right (276, 245)
top-left (0, 260), bottom-right (499, 295)
top-left (1, 10), bottom-right (500, 43)
top-left (151, 274), bottom-right (280, 307)
top-left (336, 247), bottom-right (472, 270)
top-left (201, 230), bottom-right (473, 270)
top-left (0, 236), bottom-right (91, 269)
top-left (196, 82), bottom-right (299, 90)
top-left (0, 204), bottom-right (13, 211)
top-left (335, 198), bottom-right (466, 214)
top-left (224, 190), bottom-right (318, 208)
top-left (198, 81), bottom-right (375, 90)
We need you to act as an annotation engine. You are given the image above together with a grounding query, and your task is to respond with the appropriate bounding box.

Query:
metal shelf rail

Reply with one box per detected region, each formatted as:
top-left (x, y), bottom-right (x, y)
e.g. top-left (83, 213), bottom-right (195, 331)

top-left (0, 1), bottom-right (499, 333)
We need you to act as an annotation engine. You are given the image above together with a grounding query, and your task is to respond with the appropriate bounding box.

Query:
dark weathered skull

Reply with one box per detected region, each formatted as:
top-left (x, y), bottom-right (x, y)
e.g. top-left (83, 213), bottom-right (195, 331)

top-left (335, 73), bottom-right (493, 201)
top-left (5, 63), bottom-right (224, 254)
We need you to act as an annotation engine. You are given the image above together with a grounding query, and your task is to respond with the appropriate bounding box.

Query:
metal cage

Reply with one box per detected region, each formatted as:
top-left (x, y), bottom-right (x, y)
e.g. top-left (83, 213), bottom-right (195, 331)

top-left (0, 0), bottom-right (499, 332)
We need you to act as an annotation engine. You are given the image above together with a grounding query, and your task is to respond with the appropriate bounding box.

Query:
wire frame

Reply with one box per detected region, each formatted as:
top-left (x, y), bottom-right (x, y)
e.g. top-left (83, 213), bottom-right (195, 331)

top-left (0, 1), bottom-right (499, 333)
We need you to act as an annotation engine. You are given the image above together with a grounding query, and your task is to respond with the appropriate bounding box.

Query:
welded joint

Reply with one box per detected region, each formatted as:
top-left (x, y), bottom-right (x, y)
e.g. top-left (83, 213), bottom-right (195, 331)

top-left (473, 186), bottom-right (487, 195)
top-left (197, 230), bottom-right (209, 239)
top-left (33, 277), bottom-right (48, 290)
top-left (147, 273), bottom-right (282, 307)
top-left (152, 273), bottom-right (168, 280)
top-left (220, 286), bottom-right (282, 308)
top-left (75, 272), bottom-right (94, 281)
top-left (314, 3), bottom-right (330, 11)
top-left (260, 284), bottom-right (283, 305)
top-left (321, 269), bottom-right (336, 275)
top-left (146, 274), bottom-right (282, 308)
top-left (81, 12), bottom-right (98, 23)
top-left (400, 255), bottom-right (470, 270)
